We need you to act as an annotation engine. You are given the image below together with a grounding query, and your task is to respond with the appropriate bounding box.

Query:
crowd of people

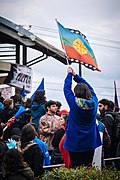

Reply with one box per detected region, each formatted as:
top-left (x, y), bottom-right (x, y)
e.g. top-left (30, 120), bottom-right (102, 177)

top-left (0, 66), bottom-right (120, 179)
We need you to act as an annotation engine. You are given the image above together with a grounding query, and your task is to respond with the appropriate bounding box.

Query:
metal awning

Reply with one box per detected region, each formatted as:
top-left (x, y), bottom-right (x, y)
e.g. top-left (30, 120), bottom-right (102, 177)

top-left (0, 16), bottom-right (67, 66)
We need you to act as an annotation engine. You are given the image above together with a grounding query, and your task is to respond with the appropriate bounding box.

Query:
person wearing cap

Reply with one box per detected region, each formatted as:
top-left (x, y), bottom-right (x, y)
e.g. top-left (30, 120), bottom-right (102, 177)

top-left (59, 109), bottom-right (69, 116)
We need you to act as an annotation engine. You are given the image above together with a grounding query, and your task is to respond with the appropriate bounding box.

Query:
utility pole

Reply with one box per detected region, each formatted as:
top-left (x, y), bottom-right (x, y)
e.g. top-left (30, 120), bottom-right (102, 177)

top-left (79, 62), bottom-right (82, 76)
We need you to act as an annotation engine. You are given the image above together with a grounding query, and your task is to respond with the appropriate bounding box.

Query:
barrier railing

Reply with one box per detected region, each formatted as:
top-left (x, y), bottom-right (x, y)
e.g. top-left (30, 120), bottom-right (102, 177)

top-left (104, 157), bottom-right (120, 161)
top-left (43, 164), bottom-right (64, 170)
top-left (43, 157), bottom-right (120, 170)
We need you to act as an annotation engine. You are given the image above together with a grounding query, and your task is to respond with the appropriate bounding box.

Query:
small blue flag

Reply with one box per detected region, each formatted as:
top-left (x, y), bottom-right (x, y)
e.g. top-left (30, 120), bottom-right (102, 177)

top-left (21, 86), bottom-right (26, 98)
top-left (31, 78), bottom-right (44, 99)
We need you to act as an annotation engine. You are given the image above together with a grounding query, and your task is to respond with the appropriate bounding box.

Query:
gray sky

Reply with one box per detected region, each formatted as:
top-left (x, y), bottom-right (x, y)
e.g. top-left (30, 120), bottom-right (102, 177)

top-left (0, 0), bottom-right (120, 110)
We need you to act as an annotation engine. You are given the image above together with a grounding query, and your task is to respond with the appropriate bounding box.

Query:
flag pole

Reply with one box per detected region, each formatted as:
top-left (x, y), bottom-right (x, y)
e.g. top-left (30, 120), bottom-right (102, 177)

top-left (79, 62), bottom-right (82, 76)
top-left (56, 19), bottom-right (70, 66)
top-left (114, 80), bottom-right (119, 112)
top-left (68, 28), bottom-right (83, 76)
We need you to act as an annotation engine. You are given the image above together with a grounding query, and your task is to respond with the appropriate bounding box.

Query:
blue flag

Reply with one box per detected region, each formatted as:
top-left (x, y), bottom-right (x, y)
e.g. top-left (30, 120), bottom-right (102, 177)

top-left (21, 86), bottom-right (26, 98)
top-left (114, 81), bottom-right (119, 110)
top-left (31, 78), bottom-right (44, 99)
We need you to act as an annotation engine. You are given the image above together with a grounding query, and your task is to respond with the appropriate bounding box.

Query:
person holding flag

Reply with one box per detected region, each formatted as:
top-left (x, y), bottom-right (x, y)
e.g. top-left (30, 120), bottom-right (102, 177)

top-left (63, 66), bottom-right (101, 167)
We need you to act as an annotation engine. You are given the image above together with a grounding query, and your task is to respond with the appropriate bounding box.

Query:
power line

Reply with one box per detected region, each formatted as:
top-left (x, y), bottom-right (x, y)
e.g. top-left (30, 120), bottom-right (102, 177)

top-left (34, 32), bottom-right (58, 38)
top-left (45, 87), bottom-right (120, 98)
top-left (32, 84), bottom-right (120, 97)
top-left (25, 25), bottom-right (57, 33)
top-left (23, 24), bottom-right (120, 46)
top-left (88, 36), bottom-right (120, 45)
top-left (28, 32), bottom-right (120, 50)
top-left (97, 93), bottom-right (120, 97)
top-left (91, 43), bottom-right (120, 50)
top-left (94, 86), bottom-right (120, 90)
top-left (33, 81), bottom-right (120, 90)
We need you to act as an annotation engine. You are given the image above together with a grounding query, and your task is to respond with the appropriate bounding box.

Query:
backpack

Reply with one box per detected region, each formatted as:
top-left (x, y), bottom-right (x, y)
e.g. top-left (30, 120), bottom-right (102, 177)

top-left (106, 112), bottom-right (120, 144)
top-left (114, 113), bottom-right (120, 139)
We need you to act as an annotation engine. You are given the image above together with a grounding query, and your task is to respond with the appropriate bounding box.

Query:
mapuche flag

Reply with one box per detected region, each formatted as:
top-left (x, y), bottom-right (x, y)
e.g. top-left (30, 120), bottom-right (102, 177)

top-left (56, 20), bottom-right (101, 72)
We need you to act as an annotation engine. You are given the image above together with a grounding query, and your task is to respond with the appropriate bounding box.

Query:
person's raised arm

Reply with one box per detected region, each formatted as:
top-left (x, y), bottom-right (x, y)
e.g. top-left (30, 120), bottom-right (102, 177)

top-left (63, 67), bottom-right (75, 107)
top-left (67, 67), bottom-right (98, 104)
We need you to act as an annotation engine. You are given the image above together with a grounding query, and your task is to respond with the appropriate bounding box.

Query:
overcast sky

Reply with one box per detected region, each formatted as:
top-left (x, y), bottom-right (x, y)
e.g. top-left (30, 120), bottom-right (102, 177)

top-left (0, 0), bottom-right (120, 110)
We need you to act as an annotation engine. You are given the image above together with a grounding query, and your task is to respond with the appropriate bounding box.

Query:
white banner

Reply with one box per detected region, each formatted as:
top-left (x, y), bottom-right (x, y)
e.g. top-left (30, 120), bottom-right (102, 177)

top-left (4, 64), bottom-right (32, 93)
top-left (0, 85), bottom-right (12, 99)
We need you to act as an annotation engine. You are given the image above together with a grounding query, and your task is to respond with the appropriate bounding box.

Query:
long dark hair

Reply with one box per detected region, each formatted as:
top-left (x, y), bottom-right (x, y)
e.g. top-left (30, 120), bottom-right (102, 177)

top-left (74, 83), bottom-right (91, 100)
top-left (21, 124), bottom-right (36, 147)
top-left (2, 148), bottom-right (27, 176)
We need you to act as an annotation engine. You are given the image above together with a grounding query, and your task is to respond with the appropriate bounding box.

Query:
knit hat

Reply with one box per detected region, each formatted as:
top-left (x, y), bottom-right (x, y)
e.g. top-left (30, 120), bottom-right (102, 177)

top-left (60, 109), bottom-right (69, 116)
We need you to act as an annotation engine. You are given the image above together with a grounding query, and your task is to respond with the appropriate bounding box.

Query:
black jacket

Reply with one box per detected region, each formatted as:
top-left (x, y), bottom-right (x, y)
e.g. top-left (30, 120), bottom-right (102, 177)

top-left (101, 114), bottom-right (113, 139)
top-left (52, 128), bottom-right (65, 148)
top-left (0, 108), bottom-right (14, 124)
top-left (4, 166), bottom-right (34, 180)
top-left (22, 142), bottom-right (44, 177)
top-left (0, 139), bottom-right (8, 180)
